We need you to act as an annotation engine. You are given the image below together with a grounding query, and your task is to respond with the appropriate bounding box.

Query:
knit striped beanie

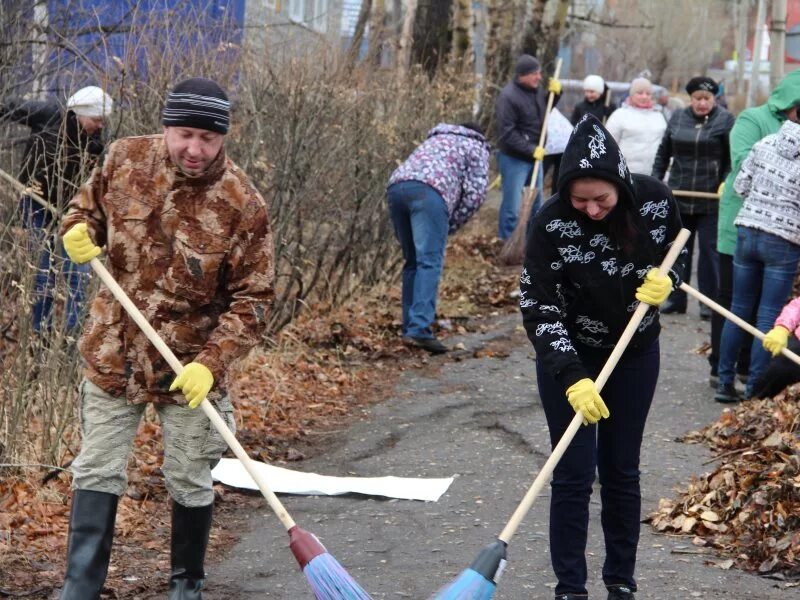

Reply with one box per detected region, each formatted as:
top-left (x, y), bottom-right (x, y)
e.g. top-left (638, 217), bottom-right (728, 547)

top-left (162, 77), bottom-right (230, 134)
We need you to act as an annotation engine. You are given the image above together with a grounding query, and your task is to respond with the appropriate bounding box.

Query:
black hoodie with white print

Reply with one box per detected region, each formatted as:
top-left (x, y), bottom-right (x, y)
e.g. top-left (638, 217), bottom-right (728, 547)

top-left (520, 114), bottom-right (688, 390)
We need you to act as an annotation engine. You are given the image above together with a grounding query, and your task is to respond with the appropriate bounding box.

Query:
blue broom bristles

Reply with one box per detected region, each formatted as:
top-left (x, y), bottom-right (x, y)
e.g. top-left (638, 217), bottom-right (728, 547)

top-left (431, 568), bottom-right (496, 600)
top-left (303, 551), bottom-right (373, 600)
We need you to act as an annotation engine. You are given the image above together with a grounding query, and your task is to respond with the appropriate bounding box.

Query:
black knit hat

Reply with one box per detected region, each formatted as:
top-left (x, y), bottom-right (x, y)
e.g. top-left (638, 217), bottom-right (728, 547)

top-left (685, 76), bottom-right (719, 96)
top-left (162, 77), bottom-right (230, 134)
top-left (515, 54), bottom-right (541, 76)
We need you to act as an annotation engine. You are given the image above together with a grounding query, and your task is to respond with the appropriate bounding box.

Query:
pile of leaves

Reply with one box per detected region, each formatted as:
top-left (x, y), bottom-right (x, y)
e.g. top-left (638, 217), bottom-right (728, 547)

top-left (648, 388), bottom-right (800, 580)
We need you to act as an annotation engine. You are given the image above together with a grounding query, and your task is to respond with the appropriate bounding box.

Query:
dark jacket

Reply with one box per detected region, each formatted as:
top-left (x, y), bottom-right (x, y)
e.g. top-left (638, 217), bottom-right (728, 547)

top-left (1, 99), bottom-right (104, 220)
top-left (651, 105), bottom-right (735, 215)
top-left (570, 87), bottom-right (617, 125)
top-left (495, 79), bottom-right (559, 162)
top-left (520, 114), bottom-right (687, 389)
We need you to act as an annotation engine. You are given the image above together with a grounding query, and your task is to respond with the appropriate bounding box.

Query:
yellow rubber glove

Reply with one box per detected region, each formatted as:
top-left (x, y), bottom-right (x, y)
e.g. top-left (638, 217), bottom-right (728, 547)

top-left (548, 78), bottom-right (562, 95)
top-left (717, 181), bottom-right (725, 196)
top-left (533, 146), bottom-right (546, 162)
top-left (763, 325), bottom-right (790, 357)
top-left (566, 378), bottom-right (610, 425)
top-left (635, 268), bottom-right (672, 307)
top-left (63, 223), bottom-right (101, 264)
top-left (170, 362), bottom-right (214, 409)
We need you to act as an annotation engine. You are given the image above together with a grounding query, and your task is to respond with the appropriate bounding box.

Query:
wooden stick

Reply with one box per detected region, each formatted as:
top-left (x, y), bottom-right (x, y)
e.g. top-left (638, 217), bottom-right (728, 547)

top-left (671, 190), bottom-right (720, 199)
top-left (680, 282), bottom-right (800, 367)
top-left (499, 58), bottom-right (563, 266)
top-left (498, 228), bottom-right (691, 544)
top-left (88, 257), bottom-right (297, 531)
top-left (0, 165), bottom-right (58, 215)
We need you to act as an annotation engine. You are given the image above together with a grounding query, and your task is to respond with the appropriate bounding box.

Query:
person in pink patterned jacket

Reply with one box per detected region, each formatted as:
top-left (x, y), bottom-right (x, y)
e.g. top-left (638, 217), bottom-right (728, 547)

top-left (387, 122), bottom-right (490, 354)
top-left (763, 297), bottom-right (800, 358)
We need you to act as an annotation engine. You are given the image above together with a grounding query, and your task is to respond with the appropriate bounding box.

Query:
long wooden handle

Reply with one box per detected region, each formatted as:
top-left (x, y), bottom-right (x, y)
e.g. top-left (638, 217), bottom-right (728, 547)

top-left (672, 190), bottom-right (720, 199)
top-left (0, 166), bottom-right (58, 215)
top-left (535, 58), bottom-right (563, 152)
top-left (498, 228), bottom-right (691, 544)
top-left (680, 282), bottom-right (800, 367)
top-left (88, 258), bottom-right (297, 531)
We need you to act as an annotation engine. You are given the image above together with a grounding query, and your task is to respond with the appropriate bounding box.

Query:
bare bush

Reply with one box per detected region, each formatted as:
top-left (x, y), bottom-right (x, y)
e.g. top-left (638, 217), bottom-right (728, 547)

top-left (0, 5), bottom-right (475, 466)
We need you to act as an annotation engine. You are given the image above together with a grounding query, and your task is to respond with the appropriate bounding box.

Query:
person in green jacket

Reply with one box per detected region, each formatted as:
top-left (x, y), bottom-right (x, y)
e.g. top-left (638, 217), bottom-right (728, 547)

top-left (710, 71), bottom-right (800, 392)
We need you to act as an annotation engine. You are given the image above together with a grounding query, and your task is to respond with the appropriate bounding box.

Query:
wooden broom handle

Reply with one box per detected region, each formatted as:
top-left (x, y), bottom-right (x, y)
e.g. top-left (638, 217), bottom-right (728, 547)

top-left (498, 227), bottom-right (691, 544)
top-left (88, 257), bottom-right (297, 531)
top-left (672, 190), bottom-right (720, 199)
top-left (522, 59), bottom-right (564, 194)
top-left (0, 166), bottom-right (58, 215)
top-left (681, 282), bottom-right (800, 367)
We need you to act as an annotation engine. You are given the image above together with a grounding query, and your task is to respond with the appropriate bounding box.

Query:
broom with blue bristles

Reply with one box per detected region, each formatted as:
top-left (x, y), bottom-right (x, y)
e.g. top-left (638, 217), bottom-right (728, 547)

top-left (87, 256), bottom-right (372, 600)
top-left (433, 229), bottom-right (690, 599)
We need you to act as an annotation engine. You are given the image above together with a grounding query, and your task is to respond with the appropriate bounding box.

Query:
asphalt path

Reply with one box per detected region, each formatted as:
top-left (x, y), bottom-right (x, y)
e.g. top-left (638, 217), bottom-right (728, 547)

top-left (211, 312), bottom-right (793, 599)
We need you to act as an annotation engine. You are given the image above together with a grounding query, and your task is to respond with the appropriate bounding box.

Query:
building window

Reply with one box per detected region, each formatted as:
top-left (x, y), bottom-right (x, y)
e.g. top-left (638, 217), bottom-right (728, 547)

top-left (313, 0), bottom-right (328, 32)
top-left (288, 0), bottom-right (304, 22)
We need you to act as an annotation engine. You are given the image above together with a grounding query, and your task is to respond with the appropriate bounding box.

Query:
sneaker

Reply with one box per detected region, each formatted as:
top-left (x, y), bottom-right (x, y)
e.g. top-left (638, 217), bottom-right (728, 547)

top-left (555, 595), bottom-right (588, 600)
top-left (708, 374), bottom-right (719, 389)
top-left (402, 335), bottom-right (448, 355)
top-left (714, 382), bottom-right (741, 404)
top-left (607, 584), bottom-right (636, 599)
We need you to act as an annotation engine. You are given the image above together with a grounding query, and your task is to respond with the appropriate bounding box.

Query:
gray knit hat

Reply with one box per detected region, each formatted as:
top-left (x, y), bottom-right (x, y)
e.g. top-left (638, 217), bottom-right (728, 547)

top-left (162, 77), bottom-right (230, 134)
top-left (515, 54), bottom-right (541, 76)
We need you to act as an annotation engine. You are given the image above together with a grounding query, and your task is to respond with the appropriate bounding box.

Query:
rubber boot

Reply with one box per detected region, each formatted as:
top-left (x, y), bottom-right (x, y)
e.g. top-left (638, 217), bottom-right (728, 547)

top-left (60, 489), bottom-right (119, 600)
top-left (169, 501), bottom-right (213, 599)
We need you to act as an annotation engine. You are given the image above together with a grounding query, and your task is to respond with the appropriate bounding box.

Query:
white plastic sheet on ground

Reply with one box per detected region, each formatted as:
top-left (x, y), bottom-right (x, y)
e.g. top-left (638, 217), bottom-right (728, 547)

top-left (211, 458), bottom-right (454, 502)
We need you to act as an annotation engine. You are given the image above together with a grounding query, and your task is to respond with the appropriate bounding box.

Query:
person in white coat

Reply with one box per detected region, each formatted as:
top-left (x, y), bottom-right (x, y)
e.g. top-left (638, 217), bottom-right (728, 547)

top-left (605, 78), bottom-right (667, 175)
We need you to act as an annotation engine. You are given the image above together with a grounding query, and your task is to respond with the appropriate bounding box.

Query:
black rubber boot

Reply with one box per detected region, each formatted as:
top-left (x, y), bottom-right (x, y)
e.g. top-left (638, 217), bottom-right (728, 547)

top-left (60, 489), bottom-right (119, 600)
top-left (169, 501), bottom-right (213, 599)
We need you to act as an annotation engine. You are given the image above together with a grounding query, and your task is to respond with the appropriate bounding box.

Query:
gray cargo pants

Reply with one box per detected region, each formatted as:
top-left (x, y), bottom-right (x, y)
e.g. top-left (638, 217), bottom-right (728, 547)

top-left (71, 378), bottom-right (235, 507)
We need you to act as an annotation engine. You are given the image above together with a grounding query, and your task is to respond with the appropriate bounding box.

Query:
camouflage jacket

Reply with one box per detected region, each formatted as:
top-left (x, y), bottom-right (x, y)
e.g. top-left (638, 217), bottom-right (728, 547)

top-left (61, 134), bottom-right (274, 405)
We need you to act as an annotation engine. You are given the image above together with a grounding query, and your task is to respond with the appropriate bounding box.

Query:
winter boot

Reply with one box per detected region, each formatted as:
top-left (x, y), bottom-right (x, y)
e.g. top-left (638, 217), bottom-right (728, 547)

top-left (169, 501), bottom-right (213, 599)
top-left (606, 584), bottom-right (636, 599)
top-left (60, 489), bottom-right (119, 600)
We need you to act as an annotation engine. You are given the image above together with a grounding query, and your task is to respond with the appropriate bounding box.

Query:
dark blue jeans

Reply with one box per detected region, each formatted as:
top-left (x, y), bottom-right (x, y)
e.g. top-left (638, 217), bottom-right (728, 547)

top-left (497, 151), bottom-right (543, 240)
top-left (667, 212), bottom-right (719, 310)
top-left (20, 196), bottom-right (89, 333)
top-left (387, 181), bottom-right (449, 339)
top-left (718, 227), bottom-right (800, 395)
top-left (536, 340), bottom-right (659, 596)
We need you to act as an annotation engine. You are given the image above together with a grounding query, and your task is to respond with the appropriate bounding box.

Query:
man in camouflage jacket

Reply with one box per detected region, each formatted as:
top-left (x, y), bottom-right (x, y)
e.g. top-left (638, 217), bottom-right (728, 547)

top-left (58, 78), bottom-right (274, 600)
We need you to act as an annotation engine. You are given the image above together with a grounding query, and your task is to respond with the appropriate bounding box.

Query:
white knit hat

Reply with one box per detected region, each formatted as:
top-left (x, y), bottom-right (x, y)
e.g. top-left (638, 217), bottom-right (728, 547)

top-left (583, 75), bottom-right (605, 94)
top-left (66, 86), bottom-right (113, 118)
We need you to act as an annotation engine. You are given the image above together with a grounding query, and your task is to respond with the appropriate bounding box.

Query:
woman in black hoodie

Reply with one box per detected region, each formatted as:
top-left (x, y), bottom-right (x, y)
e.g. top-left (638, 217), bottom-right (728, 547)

top-left (520, 114), bottom-right (687, 600)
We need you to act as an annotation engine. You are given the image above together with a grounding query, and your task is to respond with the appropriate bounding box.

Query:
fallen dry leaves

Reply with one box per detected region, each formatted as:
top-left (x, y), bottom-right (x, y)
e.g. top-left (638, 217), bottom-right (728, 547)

top-left (648, 387), bottom-right (800, 581)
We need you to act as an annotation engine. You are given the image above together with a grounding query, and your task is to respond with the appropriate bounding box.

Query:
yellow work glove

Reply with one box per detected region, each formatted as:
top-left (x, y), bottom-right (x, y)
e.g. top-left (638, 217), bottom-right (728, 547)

top-left (170, 362), bottom-right (214, 409)
top-left (763, 325), bottom-right (790, 357)
top-left (548, 78), bottom-right (562, 95)
top-left (635, 268), bottom-right (672, 307)
top-left (717, 181), bottom-right (725, 196)
top-left (566, 378), bottom-right (610, 425)
top-left (62, 223), bottom-right (101, 264)
top-left (533, 146), bottom-right (546, 162)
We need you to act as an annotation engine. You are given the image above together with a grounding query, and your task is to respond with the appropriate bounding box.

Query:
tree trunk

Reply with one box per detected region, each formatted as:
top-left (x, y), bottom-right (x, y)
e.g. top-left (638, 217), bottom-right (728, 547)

top-left (519, 0), bottom-right (568, 79)
top-left (411, 0), bottom-right (453, 76)
top-left (368, 0), bottom-right (387, 66)
top-left (450, 0), bottom-right (474, 69)
top-left (478, 0), bottom-right (515, 135)
top-left (346, 0), bottom-right (372, 68)
top-left (397, 0), bottom-right (418, 76)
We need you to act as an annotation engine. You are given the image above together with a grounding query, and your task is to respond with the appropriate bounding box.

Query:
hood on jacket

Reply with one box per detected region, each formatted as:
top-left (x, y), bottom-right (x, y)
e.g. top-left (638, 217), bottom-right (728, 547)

top-left (774, 119), bottom-right (800, 159)
top-left (767, 70), bottom-right (800, 116)
top-left (557, 114), bottom-right (657, 258)
top-left (427, 122), bottom-right (489, 147)
top-left (557, 114), bottom-right (636, 205)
